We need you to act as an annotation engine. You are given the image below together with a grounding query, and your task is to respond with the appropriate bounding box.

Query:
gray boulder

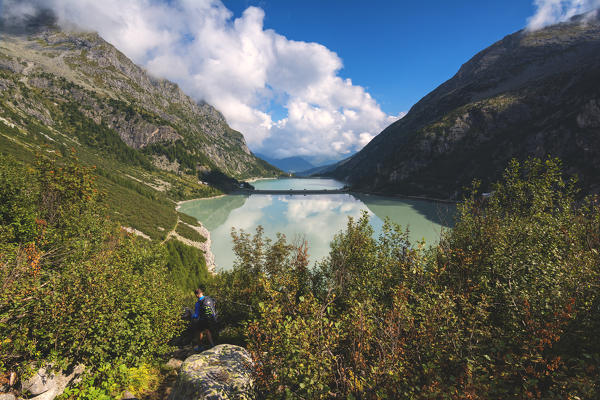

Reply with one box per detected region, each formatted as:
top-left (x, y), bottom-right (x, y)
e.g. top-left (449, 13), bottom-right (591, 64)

top-left (170, 345), bottom-right (254, 400)
top-left (21, 364), bottom-right (85, 400)
top-left (0, 394), bottom-right (17, 400)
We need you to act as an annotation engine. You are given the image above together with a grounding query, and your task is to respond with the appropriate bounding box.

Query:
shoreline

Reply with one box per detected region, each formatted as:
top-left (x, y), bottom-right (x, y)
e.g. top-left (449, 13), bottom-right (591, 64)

top-left (245, 177), bottom-right (457, 204)
top-left (245, 176), bottom-right (278, 183)
top-left (176, 194), bottom-right (227, 210)
top-left (175, 190), bottom-right (456, 207)
top-left (353, 191), bottom-right (457, 205)
top-left (173, 182), bottom-right (456, 273)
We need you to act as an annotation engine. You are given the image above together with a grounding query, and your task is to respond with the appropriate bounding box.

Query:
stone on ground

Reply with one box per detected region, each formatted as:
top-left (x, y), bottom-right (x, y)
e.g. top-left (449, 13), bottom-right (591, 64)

top-left (170, 344), bottom-right (254, 400)
top-left (21, 364), bottom-right (85, 400)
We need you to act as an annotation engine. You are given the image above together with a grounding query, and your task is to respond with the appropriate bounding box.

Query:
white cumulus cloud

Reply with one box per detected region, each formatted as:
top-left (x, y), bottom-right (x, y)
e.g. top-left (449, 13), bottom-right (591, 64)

top-left (1, 0), bottom-right (402, 160)
top-left (527, 0), bottom-right (600, 30)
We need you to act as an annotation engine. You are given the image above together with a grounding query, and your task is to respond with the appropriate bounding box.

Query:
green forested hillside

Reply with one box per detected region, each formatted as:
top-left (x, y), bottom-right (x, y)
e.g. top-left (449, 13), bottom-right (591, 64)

top-left (0, 28), bottom-right (279, 178)
top-left (0, 26), bottom-right (281, 241)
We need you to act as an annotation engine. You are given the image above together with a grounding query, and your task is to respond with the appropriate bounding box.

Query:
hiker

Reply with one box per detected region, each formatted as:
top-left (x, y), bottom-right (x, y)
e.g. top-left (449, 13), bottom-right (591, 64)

top-left (191, 287), bottom-right (218, 351)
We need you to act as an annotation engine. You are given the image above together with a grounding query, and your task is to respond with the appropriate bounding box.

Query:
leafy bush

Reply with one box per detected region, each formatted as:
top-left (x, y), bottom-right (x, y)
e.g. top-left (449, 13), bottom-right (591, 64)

top-left (0, 155), bottom-right (184, 389)
top-left (61, 362), bottom-right (160, 400)
top-left (224, 158), bottom-right (600, 399)
top-left (433, 158), bottom-right (600, 398)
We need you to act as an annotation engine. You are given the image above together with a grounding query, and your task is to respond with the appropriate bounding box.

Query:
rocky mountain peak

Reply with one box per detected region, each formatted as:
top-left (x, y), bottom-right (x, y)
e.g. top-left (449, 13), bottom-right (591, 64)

top-left (329, 11), bottom-right (600, 198)
top-left (0, 27), bottom-right (272, 177)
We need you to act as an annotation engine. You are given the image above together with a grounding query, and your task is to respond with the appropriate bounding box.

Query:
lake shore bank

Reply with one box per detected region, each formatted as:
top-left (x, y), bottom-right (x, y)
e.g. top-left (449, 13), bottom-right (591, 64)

top-left (245, 176), bottom-right (278, 183)
top-left (353, 191), bottom-right (458, 204)
top-left (176, 194), bottom-right (227, 210)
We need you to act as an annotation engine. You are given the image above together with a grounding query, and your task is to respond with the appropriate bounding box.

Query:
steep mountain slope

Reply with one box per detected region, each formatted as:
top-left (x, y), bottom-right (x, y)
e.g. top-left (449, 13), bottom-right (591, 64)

top-left (330, 11), bottom-right (600, 199)
top-left (0, 27), bottom-right (279, 179)
top-left (0, 26), bottom-right (280, 242)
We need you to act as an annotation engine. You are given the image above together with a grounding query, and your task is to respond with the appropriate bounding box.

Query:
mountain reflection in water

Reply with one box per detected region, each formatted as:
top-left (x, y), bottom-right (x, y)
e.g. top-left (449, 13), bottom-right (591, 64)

top-left (179, 192), bottom-right (455, 271)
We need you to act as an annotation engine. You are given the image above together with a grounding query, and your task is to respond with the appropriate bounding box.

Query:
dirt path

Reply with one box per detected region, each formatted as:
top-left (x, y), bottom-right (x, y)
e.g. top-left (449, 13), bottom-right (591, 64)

top-left (161, 216), bottom-right (180, 244)
top-left (141, 370), bottom-right (178, 400)
top-left (141, 345), bottom-right (198, 400)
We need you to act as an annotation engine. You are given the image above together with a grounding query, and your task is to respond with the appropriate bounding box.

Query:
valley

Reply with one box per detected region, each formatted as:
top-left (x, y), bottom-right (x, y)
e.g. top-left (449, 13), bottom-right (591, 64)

top-left (1, 4), bottom-right (600, 400)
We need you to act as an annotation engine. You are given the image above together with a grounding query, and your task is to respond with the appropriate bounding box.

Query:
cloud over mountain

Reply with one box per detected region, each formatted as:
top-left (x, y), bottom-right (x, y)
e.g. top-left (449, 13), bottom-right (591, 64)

top-left (528, 0), bottom-right (600, 30)
top-left (0, 0), bottom-right (401, 159)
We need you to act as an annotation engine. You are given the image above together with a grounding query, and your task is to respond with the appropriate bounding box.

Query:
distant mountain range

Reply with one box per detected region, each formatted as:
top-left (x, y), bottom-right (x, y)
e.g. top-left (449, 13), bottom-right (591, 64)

top-left (255, 153), bottom-right (351, 174)
top-left (255, 154), bottom-right (314, 173)
top-left (328, 10), bottom-right (600, 199)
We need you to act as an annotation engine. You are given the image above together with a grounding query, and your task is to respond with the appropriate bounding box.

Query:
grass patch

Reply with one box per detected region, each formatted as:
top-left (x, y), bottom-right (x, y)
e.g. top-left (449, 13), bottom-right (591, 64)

top-left (175, 222), bottom-right (206, 243)
top-left (96, 174), bottom-right (176, 241)
top-left (178, 211), bottom-right (199, 226)
top-left (164, 239), bottom-right (210, 294)
top-left (0, 133), bottom-right (36, 163)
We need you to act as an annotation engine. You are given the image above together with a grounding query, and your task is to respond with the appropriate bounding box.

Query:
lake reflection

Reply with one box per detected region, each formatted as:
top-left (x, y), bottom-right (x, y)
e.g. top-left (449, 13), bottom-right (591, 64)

top-left (252, 177), bottom-right (344, 190)
top-left (179, 192), bottom-right (455, 271)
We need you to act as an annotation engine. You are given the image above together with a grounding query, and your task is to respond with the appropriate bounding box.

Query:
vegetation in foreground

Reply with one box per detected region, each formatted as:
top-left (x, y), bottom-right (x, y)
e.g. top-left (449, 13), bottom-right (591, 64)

top-left (213, 158), bottom-right (600, 399)
top-left (2, 156), bottom-right (599, 399)
top-left (0, 155), bottom-right (211, 399)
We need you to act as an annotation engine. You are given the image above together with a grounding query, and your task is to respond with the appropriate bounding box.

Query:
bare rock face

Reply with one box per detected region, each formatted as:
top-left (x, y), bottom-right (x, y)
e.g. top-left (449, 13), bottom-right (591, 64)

top-left (109, 123), bottom-right (182, 149)
top-left (577, 99), bottom-right (600, 128)
top-left (0, 28), bottom-right (278, 179)
top-left (170, 345), bottom-right (254, 400)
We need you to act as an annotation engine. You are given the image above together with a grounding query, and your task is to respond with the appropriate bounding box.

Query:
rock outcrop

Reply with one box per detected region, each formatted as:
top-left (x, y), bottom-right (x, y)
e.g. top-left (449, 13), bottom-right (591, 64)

top-left (0, 28), bottom-right (278, 179)
top-left (21, 364), bottom-right (85, 400)
top-left (329, 10), bottom-right (600, 199)
top-left (170, 345), bottom-right (254, 400)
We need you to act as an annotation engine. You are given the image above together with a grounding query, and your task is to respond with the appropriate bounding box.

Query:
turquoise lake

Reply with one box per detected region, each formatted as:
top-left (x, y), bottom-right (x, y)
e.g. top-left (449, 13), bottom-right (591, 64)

top-left (251, 177), bottom-right (345, 190)
top-left (179, 179), bottom-right (455, 270)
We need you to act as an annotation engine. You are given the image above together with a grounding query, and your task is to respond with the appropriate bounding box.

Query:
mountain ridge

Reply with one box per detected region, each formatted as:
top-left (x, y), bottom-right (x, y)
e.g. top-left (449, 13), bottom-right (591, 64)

top-left (329, 11), bottom-right (600, 199)
top-left (255, 153), bottom-right (314, 173)
top-left (0, 26), bottom-right (279, 241)
top-left (0, 27), bottom-right (279, 179)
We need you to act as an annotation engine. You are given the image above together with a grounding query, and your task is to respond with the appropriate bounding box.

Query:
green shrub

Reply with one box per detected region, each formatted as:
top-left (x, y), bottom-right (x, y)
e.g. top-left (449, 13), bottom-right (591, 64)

top-left (226, 158), bottom-right (600, 399)
top-left (434, 158), bottom-right (600, 397)
top-left (0, 154), bottom-right (184, 386)
top-left (61, 362), bottom-right (160, 400)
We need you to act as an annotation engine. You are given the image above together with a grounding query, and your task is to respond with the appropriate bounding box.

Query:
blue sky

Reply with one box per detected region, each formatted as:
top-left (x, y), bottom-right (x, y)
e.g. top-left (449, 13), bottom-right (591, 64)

top-left (223, 0), bottom-right (536, 115)
top-left (6, 0), bottom-right (598, 160)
